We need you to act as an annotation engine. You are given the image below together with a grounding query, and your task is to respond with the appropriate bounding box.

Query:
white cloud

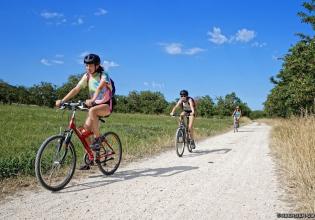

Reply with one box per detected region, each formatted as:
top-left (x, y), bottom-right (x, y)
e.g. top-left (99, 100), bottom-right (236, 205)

top-left (40, 58), bottom-right (51, 66)
top-left (251, 41), bottom-right (267, 48)
top-left (164, 43), bottom-right (183, 55)
top-left (161, 43), bottom-right (205, 56)
top-left (152, 81), bottom-right (164, 89)
top-left (72, 17), bottom-right (84, 25)
top-left (40, 11), bottom-right (67, 26)
top-left (144, 81), bottom-right (165, 89)
top-left (51, 60), bottom-right (64, 64)
top-left (235, 28), bottom-right (255, 42)
top-left (41, 56), bottom-right (65, 66)
top-left (103, 60), bottom-right (119, 71)
top-left (40, 11), bottom-right (63, 19)
top-left (94, 8), bottom-right (108, 16)
top-left (184, 47), bottom-right (206, 55)
top-left (208, 27), bottom-right (258, 45)
top-left (272, 55), bottom-right (282, 61)
top-left (207, 27), bottom-right (228, 45)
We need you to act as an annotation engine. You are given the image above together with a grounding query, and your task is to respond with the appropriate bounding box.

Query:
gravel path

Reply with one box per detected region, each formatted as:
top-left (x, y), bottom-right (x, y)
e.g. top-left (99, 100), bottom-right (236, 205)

top-left (0, 122), bottom-right (288, 219)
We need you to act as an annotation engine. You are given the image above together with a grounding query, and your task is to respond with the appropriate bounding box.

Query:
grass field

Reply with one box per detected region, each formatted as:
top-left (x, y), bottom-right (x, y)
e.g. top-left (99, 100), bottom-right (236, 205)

top-left (0, 104), bottom-right (233, 179)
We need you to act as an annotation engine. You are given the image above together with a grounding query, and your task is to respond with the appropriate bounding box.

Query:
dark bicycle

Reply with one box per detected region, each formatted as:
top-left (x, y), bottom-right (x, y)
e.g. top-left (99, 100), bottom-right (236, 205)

top-left (233, 117), bottom-right (239, 132)
top-left (35, 101), bottom-right (122, 191)
top-left (172, 113), bottom-right (194, 157)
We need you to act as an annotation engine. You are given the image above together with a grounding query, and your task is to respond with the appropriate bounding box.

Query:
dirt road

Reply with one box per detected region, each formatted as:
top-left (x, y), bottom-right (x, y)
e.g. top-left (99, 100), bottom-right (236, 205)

top-left (0, 122), bottom-right (288, 219)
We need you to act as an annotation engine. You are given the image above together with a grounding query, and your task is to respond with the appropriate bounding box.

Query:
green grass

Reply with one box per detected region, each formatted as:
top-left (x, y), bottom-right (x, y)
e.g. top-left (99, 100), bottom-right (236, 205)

top-left (0, 104), bottom-right (232, 179)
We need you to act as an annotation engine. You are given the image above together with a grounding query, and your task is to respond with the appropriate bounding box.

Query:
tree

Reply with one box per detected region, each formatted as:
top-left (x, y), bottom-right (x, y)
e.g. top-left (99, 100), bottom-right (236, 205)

top-left (56, 74), bottom-right (89, 102)
top-left (265, 1), bottom-right (315, 117)
top-left (29, 82), bottom-right (57, 107)
top-left (297, 0), bottom-right (315, 31)
top-left (138, 91), bottom-right (168, 114)
top-left (126, 91), bottom-right (141, 113)
top-left (114, 95), bottom-right (129, 113)
top-left (196, 95), bottom-right (215, 117)
top-left (0, 80), bottom-right (15, 104)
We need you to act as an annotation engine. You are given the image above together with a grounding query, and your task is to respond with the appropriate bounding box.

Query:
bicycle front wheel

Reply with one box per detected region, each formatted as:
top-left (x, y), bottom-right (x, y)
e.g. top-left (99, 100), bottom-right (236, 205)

top-left (35, 135), bottom-right (76, 191)
top-left (97, 132), bottom-right (122, 175)
top-left (187, 139), bottom-right (193, 153)
top-left (175, 128), bottom-right (185, 157)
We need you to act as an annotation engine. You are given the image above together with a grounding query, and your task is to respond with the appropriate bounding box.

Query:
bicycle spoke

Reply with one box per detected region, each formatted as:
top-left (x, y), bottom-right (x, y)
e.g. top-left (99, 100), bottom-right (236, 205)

top-left (97, 132), bottom-right (122, 175)
top-left (35, 135), bottom-right (76, 191)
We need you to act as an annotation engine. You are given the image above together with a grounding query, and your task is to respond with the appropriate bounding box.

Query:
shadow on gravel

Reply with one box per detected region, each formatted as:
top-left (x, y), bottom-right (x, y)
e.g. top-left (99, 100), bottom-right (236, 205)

top-left (183, 148), bottom-right (231, 158)
top-left (236, 130), bottom-right (255, 132)
top-left (57, 165), bottom-right (198, 194)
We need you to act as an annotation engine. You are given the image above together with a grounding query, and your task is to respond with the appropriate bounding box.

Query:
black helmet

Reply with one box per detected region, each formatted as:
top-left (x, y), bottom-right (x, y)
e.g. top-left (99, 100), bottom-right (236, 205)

top-left (84, 54), bottom-right (101, 65)
top-left (180, 90), bottom-right (188, 96)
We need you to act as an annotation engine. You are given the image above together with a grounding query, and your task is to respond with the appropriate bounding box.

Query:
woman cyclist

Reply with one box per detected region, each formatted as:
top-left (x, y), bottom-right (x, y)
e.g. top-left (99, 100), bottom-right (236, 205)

top-left (170, 90), bottom-right (196, 149)
top-left (232, 106), bottom-right (242, 131)
top-left (56, 53), bottom-right (114, 170)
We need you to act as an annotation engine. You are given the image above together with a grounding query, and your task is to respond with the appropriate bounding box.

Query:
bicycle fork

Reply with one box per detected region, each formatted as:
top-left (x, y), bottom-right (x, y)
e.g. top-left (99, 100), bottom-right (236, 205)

top-left (56, 130), bottom-right (73, 164)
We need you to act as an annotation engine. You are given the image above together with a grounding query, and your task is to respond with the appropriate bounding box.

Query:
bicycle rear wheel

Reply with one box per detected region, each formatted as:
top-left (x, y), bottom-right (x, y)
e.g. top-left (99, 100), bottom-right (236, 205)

top-left (175, 128), bottom-right (185, 157)
top-left (35, 135), bottom-right (76, 191)
top-left (97, 132), bottom-right (122, 175)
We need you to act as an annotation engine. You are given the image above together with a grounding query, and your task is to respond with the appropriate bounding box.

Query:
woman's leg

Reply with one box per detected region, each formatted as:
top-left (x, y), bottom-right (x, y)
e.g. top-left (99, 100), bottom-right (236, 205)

top-left (188, 115), bottom-right (195, 139)
top-left (84, 104), bottom-right (110, 138)
top-left (179, 111), bottom-right (186, 125)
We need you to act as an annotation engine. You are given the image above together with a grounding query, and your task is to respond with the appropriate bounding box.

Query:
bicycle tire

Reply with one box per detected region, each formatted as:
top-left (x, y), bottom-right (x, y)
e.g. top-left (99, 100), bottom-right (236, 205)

top-left (175, 128), bottom-right (185, 157)
top-left (187, 139), bottom-right (193, 153)
top-left (35, 135), bottom-right (76, 191)
top-left (97, 132), bottom-right (122, 175)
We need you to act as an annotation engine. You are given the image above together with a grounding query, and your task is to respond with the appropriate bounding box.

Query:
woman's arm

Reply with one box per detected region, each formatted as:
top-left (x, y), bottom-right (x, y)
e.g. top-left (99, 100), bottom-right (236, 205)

top-left (170, 100), bottom-right (181, 115)
top-left (56, 85), bottom-right (81, 107)
top-left (189, 99), bottom-right (195, 115)
top-left (86, 79), bottom-right (109, 106)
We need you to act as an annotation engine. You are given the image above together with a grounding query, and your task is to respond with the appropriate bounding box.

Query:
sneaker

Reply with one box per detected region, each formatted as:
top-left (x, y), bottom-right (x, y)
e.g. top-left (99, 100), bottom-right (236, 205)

top-left (190, 140), bottom-right (196, 149)
top-left (90, 137), bottom-right (102, 151)
top-left (78, 159), bottom-right (94, 170)
top-left (79, 164), bottom-right (91, 170)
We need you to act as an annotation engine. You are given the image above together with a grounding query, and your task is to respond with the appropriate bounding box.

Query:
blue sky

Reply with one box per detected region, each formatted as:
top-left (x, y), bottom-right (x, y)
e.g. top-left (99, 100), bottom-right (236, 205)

top-left (0, 0), bottom-right (313, 110)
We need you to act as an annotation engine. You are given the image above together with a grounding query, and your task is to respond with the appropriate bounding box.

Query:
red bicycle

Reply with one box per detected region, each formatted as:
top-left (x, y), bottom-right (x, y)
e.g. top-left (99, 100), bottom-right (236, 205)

top-left (35, 101), bottom-right (122, 191)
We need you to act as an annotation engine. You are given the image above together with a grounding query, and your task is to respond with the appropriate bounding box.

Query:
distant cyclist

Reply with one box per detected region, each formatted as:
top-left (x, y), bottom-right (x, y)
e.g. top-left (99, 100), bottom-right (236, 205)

top-left (170, 90), bottom-right (196, 149)
top-left (56, 53), bottom-right (114, 170)
top-left (232, 106), bottom-right (242, 129)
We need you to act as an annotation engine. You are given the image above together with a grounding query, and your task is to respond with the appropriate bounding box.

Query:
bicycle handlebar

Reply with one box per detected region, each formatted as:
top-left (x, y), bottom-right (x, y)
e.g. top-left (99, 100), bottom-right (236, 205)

top-left (59, 101), bottom-right (89, 111)
top-left (171, 112), bottom-right (191, 117)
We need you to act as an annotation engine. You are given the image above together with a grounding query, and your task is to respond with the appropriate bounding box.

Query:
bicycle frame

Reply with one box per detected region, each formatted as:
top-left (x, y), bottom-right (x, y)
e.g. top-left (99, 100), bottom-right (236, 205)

top-left (65, 105), bottom-right (117, 162)
top-left (65, 108), bottom-right (95, 161)
top-left (181, 115), bottom-right (190, 138)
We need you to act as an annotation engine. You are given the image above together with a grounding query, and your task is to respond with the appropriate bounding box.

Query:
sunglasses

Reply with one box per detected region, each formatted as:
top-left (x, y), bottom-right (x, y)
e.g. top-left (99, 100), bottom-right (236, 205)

top-left (180, 95), bottom-right (187, 97)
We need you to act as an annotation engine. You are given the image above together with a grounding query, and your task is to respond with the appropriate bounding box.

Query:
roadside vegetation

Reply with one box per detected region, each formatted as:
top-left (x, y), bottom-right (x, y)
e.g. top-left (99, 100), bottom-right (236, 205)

top-left (270, 117), bottom-right (315, 212)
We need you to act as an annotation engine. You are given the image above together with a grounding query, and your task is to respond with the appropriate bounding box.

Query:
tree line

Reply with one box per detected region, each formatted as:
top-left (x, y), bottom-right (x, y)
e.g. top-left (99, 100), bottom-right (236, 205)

top-left (264, 0), bottom-right (315, 117)
top-left (0, 74), bottom-right (253, 118)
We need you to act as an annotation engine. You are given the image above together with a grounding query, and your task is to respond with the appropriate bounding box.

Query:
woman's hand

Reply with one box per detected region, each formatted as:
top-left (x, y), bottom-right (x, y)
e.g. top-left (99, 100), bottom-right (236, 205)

top-left (55, 100), bottom-right (62, 107)
top-left (85, 99), bottom-right (94, 107)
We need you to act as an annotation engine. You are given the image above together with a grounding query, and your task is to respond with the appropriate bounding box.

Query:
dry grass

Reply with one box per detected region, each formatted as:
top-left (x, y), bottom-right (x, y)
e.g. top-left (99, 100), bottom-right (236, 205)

top-left (0, 176), bottom-right (38, 201)
top-left (270, 117), bottom-right (315, 212)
